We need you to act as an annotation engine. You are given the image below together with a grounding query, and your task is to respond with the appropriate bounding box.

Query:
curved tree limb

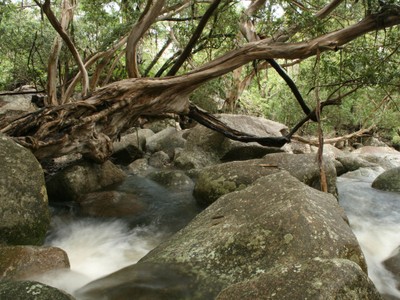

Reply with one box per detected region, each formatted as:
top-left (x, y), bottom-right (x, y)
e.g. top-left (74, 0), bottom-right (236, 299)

top-left (1, 6), bottom-right (399, 162)
top-left (126, 0), bottom-right (166, 78)
top-left (46, 0), bottom-right (74, 105)
top-left (34, 0), bottom-right (90, 97)
top-left (166, 0), bottom-right (223, 76)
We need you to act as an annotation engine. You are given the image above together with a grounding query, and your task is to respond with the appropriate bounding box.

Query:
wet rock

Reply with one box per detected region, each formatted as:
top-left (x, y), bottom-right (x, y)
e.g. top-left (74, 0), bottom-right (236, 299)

top-left (46, 160), bottom-right (126, 202)
top-left (174, 114), bottom-right (287, 169)
top-left (127, 158), bottom-right (154, 176)
top-left (75, 262), bottom-right (214, 300)
top-left (146, 127), bottom-right (187, 158)
top-left (193, 153), bottom-right (337, 206)
top-left (193, 160), bottom-right (281, 206)
top-left (336, 154), bottom-right (378, 175)
top-left (148, 151), bottom-right (171, 168)
top-left (77, 191), bottom-right (147, 218)
top-left (0, 134), bottom-right (50, 245)
top-left (146, 170), bottom-right (194, 191)
top-left (113, 128), bottom-right (154, 153)
top-left (372, 167), bottom-right (400, 192)
top-left (119, 171), bottom-right (366, 298)
top-left (111, 145), bottom-right (144, 165)
top-left (217, 258), bottom-right (382, 300)
top-left (383, 246), bottom-right (400, 289)
top-left (0, 280), bottom-right (74, 300)
top-left (0, 246), bottom-right (69, 280)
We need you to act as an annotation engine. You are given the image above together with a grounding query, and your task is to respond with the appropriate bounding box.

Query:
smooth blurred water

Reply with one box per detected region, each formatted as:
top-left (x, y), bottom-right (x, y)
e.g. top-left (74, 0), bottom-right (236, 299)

top-left (338, 167), bottom-right (400, 298)
top-left (30, 174), bottom-right (201, 296)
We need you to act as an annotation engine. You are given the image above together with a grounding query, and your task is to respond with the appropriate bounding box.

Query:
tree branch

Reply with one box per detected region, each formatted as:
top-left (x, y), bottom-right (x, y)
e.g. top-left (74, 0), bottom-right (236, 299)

top-left (34, 0), bottom-right (89, 97)
top-left (166, 0), bottom-right (223, 76)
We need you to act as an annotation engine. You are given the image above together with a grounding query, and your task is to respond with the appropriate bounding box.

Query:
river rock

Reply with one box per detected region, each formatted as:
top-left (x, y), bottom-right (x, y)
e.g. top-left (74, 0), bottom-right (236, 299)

top-left (174, 114), bottom-right (287, 169)
top-left (216, 258), bottom-right (382, 300)
top-left (0, 246), bottom-right (69, 280)
top-left (383, 246), bottom-right (400, 289)
top-left (77, 191), bottom-right (147, 218)
top-left (46, 160), bottom-right (126, 202)
top-left (75, 262), bottom-right (214, 300)
top-left (193, 153), bottom-right (337, 206)
top-left (336, 154), bottom-right (378, 174)
top-left (113, 128), bottom-right (154, 153)
top-left (148, 151), bottom-right (171, 168)
top-left (146, 170), bottom-right (194, 191)
top-left (78, 171), bottom-right (367, 299)
top-left (111, 128), bottom-right (154, 165)
top-left (146, 127), bottom-right (187, 158)
top-left (371, 167), bottom-right (400, 192)
top-left (0, 280), bottom-right (74, 300)
top-left (0, 134), bottom-right (50, 245)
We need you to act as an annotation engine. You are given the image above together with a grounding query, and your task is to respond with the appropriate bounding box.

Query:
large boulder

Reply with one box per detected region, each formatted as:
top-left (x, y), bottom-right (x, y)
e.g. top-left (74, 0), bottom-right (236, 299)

top-left (371, 167), bottom-right (400, 192)
top-left (0, 280), bottom-right (74, 300)
top-left (174, 114), bottom-right (287, 169)
top-left (0, 246), bottom-right (69, 280)
top-left (76, 171), bottom-right (368, 299)
top-left (217, 258), bottom-right (382, 300)
top-left (46, 160), bottom-right (126, 202)
top-left (0, 135), bottom-right (50, 245)
top-left (193, 153), bottom-right (337, 206)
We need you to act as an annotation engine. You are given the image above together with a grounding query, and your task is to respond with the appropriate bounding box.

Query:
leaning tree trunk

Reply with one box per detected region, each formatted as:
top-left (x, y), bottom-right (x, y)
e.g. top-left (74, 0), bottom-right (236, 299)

top-left (1, 7), bottom-right (400, 163)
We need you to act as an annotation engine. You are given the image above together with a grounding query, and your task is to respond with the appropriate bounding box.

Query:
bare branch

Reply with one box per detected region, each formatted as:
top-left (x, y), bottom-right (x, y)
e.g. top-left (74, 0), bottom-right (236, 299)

top-left (126, 0), bottom-right (166, 78)
top-left (34, 0), bottom-right (90, 97)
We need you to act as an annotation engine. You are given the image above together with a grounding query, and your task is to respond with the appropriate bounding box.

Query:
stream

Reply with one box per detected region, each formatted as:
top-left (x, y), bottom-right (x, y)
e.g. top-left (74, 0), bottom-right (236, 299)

top-left (338, 166), bottom-right (400, 299)
top-left (32, 157), bottom-right (400, 299)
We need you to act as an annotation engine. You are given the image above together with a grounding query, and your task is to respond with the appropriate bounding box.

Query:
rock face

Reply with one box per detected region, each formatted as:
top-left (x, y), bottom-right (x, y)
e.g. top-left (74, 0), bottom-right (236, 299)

top-left (174, 114), bottom-right (287, 169)
top-left (0, 135), bottom-right (50, 245)
top-left (372, 167), bottom-right (400, 192)
top-left (217, 258), bottom-right (382, 300)
top-left (193, 153), bottom-right (337, 206)
top-left (0, 280), bottom-right (74, 300)
top-left (76, 171), bottom-right (372, 299)
top-left (0, 246), bottom-right (69, 280)
top-left (46, 160), bottom-right (126, 202)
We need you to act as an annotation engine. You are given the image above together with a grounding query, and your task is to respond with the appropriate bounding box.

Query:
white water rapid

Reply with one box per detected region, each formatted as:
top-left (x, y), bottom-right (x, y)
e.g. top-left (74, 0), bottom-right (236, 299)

top-left (338, 165), bottom-right (400, 299)
top-left (31, 217), bottom-right (166, 295)
top-left (30, 156), bottom-right (400, 299)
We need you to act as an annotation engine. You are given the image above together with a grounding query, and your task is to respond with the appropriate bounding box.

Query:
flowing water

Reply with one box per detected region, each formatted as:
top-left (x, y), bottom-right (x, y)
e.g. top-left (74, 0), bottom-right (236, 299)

top-left (31, 174), bottom-right (202, 296)
top-left (31, 157), bottom-right (400, 298)
top-left (338, 165), bottom-right (400, 298)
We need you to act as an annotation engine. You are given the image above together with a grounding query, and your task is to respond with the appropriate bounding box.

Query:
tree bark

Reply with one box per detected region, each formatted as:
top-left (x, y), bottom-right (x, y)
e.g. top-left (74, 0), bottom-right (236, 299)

top-left (126, 0), bottom-right (165, 78)
top-left (34, 0), bottom-right (90, 98)
top-left (46, 0), bottom-right (74, 105)
top-left (2, 6), bottom-right (400, 162)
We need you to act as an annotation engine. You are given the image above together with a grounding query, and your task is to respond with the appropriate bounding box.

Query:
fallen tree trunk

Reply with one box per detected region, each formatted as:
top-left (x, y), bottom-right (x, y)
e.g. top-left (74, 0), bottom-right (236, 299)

top-left (1, 6), bottom-right (399, 162)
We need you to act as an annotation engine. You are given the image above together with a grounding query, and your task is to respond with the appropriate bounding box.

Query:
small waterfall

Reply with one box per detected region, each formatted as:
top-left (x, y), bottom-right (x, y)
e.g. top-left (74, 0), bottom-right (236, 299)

top-left (31, 217), bottom-right (166, 295)
top-left (31, 174), bottom-right (201, 296)
top-left (338, 166), bottom-right (400, 298)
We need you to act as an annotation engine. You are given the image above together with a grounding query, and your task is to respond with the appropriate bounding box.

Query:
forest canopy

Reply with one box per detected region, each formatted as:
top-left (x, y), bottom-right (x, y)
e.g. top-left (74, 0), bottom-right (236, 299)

top-left (0, 0), bottom-right (399, 161)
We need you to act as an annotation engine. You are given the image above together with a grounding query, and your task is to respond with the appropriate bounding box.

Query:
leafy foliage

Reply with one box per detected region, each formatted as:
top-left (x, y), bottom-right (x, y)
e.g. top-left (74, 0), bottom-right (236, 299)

top-left (0, 0), bottom-right (399, 143)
